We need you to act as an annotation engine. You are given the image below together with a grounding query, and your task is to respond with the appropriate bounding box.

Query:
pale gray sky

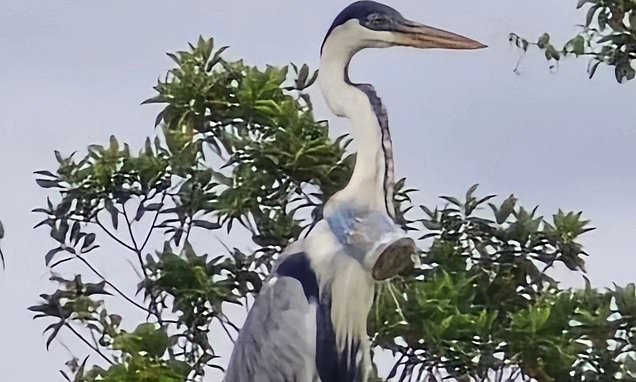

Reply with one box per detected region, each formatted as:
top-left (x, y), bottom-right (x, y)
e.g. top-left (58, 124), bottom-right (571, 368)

top-left (0, 0), bottom-right (634, 380)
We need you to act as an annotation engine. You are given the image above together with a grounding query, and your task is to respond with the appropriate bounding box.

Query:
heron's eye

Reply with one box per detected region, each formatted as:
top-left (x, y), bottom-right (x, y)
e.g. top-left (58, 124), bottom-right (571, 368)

top-left (366, 14), bottom-right (389, 28)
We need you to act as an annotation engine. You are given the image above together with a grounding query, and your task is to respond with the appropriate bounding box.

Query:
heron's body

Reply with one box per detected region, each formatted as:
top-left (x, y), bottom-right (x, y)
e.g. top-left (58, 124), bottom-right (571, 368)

top-left (225, 2), bottom-right (485, 381)
top-left (225, 219), bottom-right (376, 382)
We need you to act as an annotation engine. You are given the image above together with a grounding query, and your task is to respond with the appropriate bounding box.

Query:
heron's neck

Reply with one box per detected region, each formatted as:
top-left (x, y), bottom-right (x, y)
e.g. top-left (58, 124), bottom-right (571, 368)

top-left (319, 44), bottom-right (396, 218)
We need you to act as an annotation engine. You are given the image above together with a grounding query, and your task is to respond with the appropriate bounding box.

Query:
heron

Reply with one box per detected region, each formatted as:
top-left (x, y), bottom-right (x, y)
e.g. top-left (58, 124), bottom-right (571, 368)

top-left (224, 2), bottom-right (485, 381)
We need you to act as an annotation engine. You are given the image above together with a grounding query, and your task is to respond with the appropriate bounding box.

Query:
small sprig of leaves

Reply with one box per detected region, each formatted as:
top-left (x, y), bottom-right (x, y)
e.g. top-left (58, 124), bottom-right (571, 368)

top-left (510, 0), bottom-right (636, 83)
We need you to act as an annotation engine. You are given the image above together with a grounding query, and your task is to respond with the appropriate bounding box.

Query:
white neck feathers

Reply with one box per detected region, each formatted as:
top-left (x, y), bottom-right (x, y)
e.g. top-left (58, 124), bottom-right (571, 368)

top-left (319, 20), bottom-right (396, 218)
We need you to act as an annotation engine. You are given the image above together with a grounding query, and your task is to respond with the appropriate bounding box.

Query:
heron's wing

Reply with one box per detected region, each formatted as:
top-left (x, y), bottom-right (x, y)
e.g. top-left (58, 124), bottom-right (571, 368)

top-left (224, 254), bottom-right (318, 382)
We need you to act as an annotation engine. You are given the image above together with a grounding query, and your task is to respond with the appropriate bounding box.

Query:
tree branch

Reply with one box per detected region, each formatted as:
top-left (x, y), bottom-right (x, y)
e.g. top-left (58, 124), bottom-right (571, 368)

top-left (122, 208), bottom-right (138, 249)
top-left (95, 217), bottom-right (136, 252)
top-left (65, 323), bottom-right (114, 365)
top-left (140, 192), bottom-right (167, 252)
top-left (75, 254), bottom-right (154, 316)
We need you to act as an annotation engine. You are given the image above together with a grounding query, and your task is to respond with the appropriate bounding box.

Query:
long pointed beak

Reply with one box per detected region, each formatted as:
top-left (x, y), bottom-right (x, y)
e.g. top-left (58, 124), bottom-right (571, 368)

top-left (393, 20), bottom-right (486, 50)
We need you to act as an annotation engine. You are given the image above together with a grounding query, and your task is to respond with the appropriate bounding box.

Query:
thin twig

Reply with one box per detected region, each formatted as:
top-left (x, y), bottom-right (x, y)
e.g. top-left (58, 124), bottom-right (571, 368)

top-left (100, 203), bottom-right (169, 352)
top-left (95, 217), bottom-right (136, 252)
top-left (121, 202), bottom-right (156, 327)
top-left (183, 217), bottom-right (193, 247)
top-left (220, 315), bottom-right (240, 333)
top-left (89, 328), bottom-right (101, 350)
top-left (122, 206), bottom-right (143, 256)
top-left (218, 315), bottom-right (238, 344)
top-left (123, 201), bottom-right (173, 357)
top-left (219, 320), bottom-right (235, 344)
top-left (140, 192), bottom-right (167, 252)
top-left (75, 254), bottom-right (154, 316)
top-left (65, 323), bottom-right (114, 365)
top-left (387, 282), bottom-right (407, 322)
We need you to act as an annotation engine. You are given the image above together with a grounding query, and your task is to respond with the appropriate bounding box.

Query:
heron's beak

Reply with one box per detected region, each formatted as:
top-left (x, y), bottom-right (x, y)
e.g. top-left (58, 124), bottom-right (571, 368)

top-left (393, 20), bottom-right (486, 50)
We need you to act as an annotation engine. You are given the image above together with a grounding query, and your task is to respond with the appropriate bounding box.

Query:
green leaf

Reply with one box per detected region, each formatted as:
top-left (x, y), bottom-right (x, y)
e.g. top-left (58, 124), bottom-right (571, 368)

top-left (44, 321), bottom-right (64, 349)
top-left (544, 44), bottom-right (561, 61)
top-left (537, 33), bottom-right (550, 48)
top-left (586, 5), bottom-right (600, 26)
top-left (206, 46), bottom-right (229, 71)
top-left (588, 60), bottom-right (601, 79)
top-left (36, 179), bottom-right (61, 189)
top-left (34, 170), bottom-right (57, 178)
top-left (82, 233), bottom-right (96, 249)
top-left (113, 323), bottom-right (169, 358)
top-left (566, 35), bottom-right (586, 56)
top-left (576, 0), bottom-right (595, 8)
top-left (192, 220), bottom-right (221, 230)
top-left (145, 203), bottom-right (163, 211)
top-left (137, 324), bottom-right (169, 358)
top-left (439, 195), bottom-right (462, 207)
top-left (104, 200), bottom-right (119, 230)
top-left (465, 183), bottom-right (479, 200)
top-left (45, 247), bottom-right (64, 266)
top-left (141, 95), bottom-right (168, 105)
top-left (625, 355), bottom-right (636, 374)
top-left (615, 62), bottom-right (636, 83)
top-left (298, 63), bottom-right (309, 85)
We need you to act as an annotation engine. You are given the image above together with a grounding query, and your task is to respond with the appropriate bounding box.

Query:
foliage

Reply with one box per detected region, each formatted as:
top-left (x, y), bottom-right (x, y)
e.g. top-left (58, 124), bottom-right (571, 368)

top-left (511, 0), bottom-right (636, 82)
top-left (29, 37), bottom-right (636, 382)
top-left (29, 37), bottom-right (350, 382)
top-left (372, 190), bottom-right (636, 381)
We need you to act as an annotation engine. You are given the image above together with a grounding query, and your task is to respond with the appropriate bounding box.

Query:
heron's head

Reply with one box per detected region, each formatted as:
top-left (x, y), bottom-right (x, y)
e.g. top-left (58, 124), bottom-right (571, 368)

top-left (321, 1), bottom-right (486, 56)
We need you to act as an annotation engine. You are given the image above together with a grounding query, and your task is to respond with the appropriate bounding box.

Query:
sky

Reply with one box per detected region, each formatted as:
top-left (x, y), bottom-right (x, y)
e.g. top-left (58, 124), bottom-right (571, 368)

top-left (0, 0), bottom-right (634, 380)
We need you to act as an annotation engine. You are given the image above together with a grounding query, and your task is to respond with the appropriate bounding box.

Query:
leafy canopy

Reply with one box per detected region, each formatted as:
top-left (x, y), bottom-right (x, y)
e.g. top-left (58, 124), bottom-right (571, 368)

top-left (29, 37), bottom-right (636, 382)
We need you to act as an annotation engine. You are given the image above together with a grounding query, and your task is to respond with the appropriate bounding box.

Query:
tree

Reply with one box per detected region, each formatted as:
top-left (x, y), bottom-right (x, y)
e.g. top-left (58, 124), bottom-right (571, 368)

top-left (29, 37), bottom-right (636, 382)
top-left (511, 0), bottom-right (636, 83)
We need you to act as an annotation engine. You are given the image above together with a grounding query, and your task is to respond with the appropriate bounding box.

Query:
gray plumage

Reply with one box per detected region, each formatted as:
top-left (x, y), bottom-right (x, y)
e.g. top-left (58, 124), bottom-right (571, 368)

top-left (224, 276), bottom-right (316, 382)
